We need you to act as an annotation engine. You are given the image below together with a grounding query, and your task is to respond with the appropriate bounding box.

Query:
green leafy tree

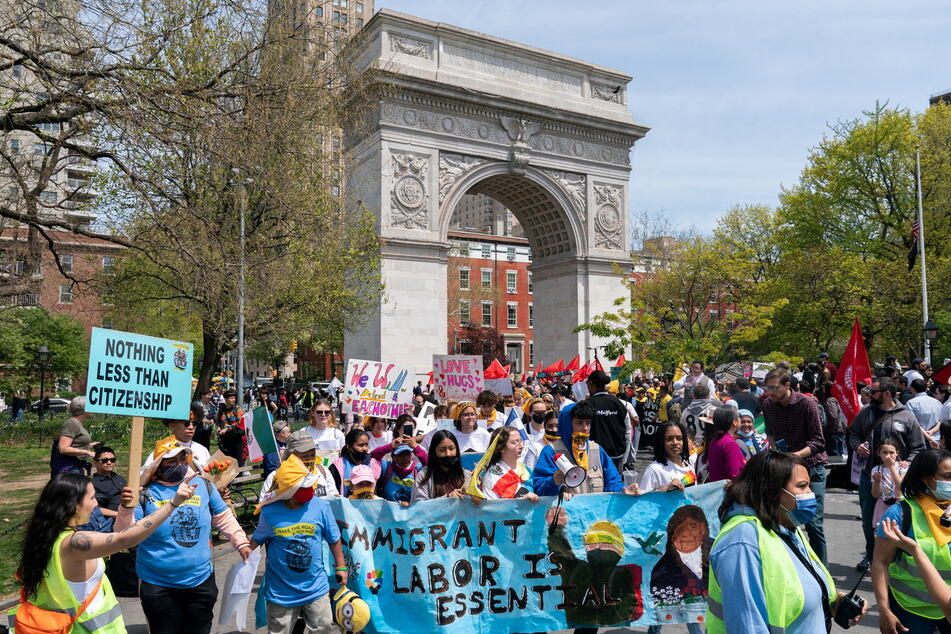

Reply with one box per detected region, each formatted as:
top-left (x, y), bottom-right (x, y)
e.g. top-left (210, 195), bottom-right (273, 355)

top-left (0, 308), bottom-right (87, 394)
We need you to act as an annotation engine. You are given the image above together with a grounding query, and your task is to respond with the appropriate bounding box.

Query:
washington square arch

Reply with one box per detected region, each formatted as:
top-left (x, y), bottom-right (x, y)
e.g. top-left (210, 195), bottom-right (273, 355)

top-left (343, 10), bottom-right (648, 374)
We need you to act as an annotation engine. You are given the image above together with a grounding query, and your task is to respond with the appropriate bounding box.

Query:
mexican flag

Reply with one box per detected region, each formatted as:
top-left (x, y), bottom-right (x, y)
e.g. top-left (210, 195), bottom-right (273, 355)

top-left (245, 407), bottom-right (277, 463)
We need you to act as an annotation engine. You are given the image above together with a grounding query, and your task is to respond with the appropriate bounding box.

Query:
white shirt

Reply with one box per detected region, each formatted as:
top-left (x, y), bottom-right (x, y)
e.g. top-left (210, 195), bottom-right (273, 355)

top-left (523, 425), bottom-right (547, 472)
top-left (368, 431), bottom-right (393, 452)
top-left (904, 369), bottom-right (925, 384)
top-left (477, 410), bottom-right (506, 431)
top-left (638, 455), bottom-right (698, 493)
top-left (673, 373), bottom-right (716, 396)
top-left (453, 428), bottom-right (492, 453)
top-left (942, 400), bottom-right (951, 423)
top-left (305, 426), bottom-right (345, 451)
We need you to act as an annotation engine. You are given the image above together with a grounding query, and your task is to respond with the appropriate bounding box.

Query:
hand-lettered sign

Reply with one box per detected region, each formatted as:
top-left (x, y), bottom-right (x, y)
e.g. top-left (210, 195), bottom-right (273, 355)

top-left (327, 482), bottom-right (725, 633)
top-left (342, 359), bottom-right (415, 419)
top-left (85, 327), bottom-right (194, 418)
top-left (432, 355), bottom-right (484, 403)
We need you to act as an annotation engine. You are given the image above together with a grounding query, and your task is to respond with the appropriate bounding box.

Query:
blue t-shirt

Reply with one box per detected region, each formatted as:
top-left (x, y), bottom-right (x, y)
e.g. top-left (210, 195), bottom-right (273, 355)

top-left (252, 497), bottom-right (340, 607)
top-left (379, 460), bottom-right (418, 504)
top-left (134, 479), bottom-right (227, 588)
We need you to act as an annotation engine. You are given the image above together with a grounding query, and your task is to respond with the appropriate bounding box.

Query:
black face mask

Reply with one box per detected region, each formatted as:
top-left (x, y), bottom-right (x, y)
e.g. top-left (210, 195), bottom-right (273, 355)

top-left (531, 412), bottom-right (547, 424)
top-left (436, 455), bottom-right (459, 468)
top-left (350, 450), bottom-right (368, 464)
top-left (157, 463), bottom-right (188, 484)
top-left (586, 548), bottom-right (621, 570)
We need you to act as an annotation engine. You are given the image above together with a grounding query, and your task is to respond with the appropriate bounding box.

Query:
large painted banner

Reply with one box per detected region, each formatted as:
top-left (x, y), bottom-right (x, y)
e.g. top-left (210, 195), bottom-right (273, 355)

top-left (327, 482), bottom-right (724, 633)
top-left (342, 359), bottom-right (415, 419)
top-left (432, 355), bottom-right (484, 402)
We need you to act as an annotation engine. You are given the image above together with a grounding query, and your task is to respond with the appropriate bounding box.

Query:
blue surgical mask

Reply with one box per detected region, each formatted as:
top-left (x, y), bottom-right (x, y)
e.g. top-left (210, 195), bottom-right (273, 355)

top-left (932, 479), bottom-right (951, 502)
top-left (783, 489), bottom-right (817, 526)
top-left (736, 429), bottom-right (754, 438)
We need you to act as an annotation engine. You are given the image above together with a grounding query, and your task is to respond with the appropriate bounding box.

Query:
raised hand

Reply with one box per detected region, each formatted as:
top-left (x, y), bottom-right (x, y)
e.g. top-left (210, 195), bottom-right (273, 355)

top-left (172, 473), bottom-right (199, 506)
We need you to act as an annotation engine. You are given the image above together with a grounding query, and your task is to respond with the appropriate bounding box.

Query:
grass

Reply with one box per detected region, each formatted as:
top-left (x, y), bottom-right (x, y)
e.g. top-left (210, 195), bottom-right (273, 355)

top-left (0, 412), bottom-right (169, 598)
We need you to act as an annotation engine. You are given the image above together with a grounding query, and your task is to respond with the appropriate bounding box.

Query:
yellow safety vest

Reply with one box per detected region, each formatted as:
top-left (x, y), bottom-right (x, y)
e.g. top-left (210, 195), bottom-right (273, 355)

top-left (707, 514), bottom-right (835, 633)
top-left (888, 498), bottom-right (951, 619)
top-left (9, 532), bottom-right (125, 633)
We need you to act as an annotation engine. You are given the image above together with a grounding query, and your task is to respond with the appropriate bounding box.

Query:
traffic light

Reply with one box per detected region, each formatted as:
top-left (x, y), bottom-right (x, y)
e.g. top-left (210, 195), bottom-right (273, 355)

top-left (290, 339), bottom-right (298, 353)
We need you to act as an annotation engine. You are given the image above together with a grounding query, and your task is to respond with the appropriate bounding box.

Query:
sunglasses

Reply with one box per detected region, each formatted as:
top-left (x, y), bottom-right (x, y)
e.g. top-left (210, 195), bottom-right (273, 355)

top-left (98, 457), bottom-right (116, 463)
top-left (182, 421), bottom-right (198, 427)
top-left (314, 410), bottom-right (332, 416)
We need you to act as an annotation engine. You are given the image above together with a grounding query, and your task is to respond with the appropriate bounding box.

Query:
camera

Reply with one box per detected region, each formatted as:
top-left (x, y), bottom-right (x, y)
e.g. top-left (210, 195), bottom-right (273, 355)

top-left (834, 594), bottom-right (865, 629)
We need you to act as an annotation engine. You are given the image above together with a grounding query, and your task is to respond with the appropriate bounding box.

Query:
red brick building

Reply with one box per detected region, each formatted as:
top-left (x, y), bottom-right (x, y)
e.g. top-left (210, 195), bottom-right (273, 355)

top-left (447, 230), bottom-right (535, 374)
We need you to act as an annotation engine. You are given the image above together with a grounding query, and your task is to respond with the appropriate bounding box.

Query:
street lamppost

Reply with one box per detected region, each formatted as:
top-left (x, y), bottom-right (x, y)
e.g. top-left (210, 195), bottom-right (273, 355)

top-left (36, 344), bottom-right (50, 420)
top-left (924, 319), bottom-right (939, 363)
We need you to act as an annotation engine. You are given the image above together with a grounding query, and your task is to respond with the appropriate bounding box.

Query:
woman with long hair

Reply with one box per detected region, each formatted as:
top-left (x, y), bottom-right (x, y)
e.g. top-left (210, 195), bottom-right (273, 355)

top-left (304, 398), bottom-right (345, 451)
top-left (648, 505), bottom-right (711, 633)
top-left (707, 450), bottom-right (865, 633)
top-left (701, 405), bottom-right (746, 482)
top-left (873, 448), bottom-right (951, 633)
top-left (16, 471), bottom-right (198, 633)
top-left (470, 426), bottom-right (538, 501)
top-left (329, 428), bottom-right (380, 497)
top-left (365, 416), bottom-right (392, 452)
top-left (412, 430), bottom-right (471, 502)
top-left (640, 421), bottom-right (697, 493)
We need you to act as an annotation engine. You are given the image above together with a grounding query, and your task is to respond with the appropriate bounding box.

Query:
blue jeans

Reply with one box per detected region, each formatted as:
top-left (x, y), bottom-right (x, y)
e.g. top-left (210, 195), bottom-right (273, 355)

top-left (805, 463), bottom-right (828, 565)
top-left (888, 590), bottom-right (951, 633)
top-left (828, 432), bottom-right (846, 456)
top-left (859, 470), bottom-right (876, 560)
top-left (648, 624), bottom-right (703, 633)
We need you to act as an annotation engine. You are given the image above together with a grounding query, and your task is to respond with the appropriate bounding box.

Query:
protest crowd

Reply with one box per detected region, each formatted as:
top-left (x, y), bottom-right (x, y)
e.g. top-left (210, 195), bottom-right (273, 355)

top-left (14, 344), bottom-right (951, 634)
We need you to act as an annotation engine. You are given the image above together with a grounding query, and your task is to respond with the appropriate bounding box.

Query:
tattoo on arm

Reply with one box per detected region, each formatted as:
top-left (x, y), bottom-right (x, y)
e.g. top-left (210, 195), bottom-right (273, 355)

top-left (105, 534), bottom-right (114, 545)
top-left (70, 533), bottom-right (92, 552)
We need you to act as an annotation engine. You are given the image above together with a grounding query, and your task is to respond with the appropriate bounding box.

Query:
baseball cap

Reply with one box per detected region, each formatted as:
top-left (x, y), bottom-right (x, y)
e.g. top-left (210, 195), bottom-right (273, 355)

top-left (350, 464), bottom-right (376, 486)
top-left (738, 409), bottom-right (754, 420)
top-left (272, 420), bottom-right (290, 435)
top-left (286, 430), bottom-right (316, 454)
top-left (392, 444), bottom-right (413, 455)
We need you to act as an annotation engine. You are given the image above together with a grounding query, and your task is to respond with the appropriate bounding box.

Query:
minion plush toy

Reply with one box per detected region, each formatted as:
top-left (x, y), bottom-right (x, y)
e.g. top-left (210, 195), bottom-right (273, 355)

top-left (332, 586), bottom-right (370, 633)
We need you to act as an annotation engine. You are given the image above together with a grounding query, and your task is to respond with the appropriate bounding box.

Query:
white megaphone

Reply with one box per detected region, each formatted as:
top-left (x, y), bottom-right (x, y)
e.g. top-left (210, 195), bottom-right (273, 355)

top-left (553, 453), bottom-right (587, 488)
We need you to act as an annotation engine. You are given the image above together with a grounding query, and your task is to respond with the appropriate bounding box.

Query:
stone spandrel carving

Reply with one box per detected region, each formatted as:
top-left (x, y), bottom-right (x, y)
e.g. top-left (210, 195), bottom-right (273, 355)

top-left (390, 153), bottom-right (429, 230)
top-left (389, 34), bottom-right (433, 59)
top-left (543, 169), bottom-right (587, 221)
top-left (593, 183), bottom-right (623, 250)
top-left (591, 82), bottom-right (622, 104)
top-left (438, 153), bottom-right (486, 203)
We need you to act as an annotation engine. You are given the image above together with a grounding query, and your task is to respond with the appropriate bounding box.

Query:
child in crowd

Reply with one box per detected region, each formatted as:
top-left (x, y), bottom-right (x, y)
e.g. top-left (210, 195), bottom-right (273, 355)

top-left (871, 438), bottom-right (907, 527)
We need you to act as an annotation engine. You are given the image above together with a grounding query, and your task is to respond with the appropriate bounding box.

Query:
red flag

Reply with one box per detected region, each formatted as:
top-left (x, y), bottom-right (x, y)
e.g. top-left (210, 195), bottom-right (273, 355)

top-left (520, 370), bottom-right (527, 383)
top-left (932, 362), bottom-right (951, 386)
top-left (534, 360), bottom-right (543, 376)
top-left (831, 318), bottom-right (873, 425)
top-left (614, 354), bottom-right (626, 368)
top-left (426, 371), bottom-right (434, 386)
top-left (566, 355), bottom-right (580, 372)
top-left (503, 364), bottom-right (511, 375)
top-left (573, 360), bottom-right (594, 384)
top-left (484, 359), bottom-right (507, 379)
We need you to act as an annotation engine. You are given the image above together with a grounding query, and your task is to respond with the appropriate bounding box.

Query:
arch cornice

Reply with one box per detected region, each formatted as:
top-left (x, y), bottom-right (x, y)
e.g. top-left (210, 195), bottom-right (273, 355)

top-left (437, 159), bottom-right (587, 259)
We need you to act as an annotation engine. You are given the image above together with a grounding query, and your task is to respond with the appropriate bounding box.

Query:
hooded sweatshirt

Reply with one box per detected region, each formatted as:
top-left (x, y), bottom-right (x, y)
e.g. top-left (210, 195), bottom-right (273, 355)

top-left (531, 403), bottom-right (623, 496)
top-left (847, 402), bottom-right (925, 475)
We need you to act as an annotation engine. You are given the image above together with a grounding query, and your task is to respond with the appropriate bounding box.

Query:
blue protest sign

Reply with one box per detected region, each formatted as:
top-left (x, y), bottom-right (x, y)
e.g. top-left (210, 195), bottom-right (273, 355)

top-left (459, 452), bottom-right (483, 471)
top-left (325, 482), bottom-right (725, 633)
top-left (85, 327), bottom-right (194, 419)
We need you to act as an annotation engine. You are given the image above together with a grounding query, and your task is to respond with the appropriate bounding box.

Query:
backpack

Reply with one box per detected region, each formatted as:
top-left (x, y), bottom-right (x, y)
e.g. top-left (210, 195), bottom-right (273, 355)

top-left (15, 575), bottom-right (102, 634)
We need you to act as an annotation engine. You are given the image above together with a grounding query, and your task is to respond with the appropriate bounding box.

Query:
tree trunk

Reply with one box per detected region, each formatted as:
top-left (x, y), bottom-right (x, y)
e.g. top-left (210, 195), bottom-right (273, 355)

top-left (194, 327), bottom-right (223, 400)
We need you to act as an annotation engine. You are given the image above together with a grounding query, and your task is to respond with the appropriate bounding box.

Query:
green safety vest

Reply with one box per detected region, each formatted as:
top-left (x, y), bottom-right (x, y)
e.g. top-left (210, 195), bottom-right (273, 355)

top-left (8, 532), bottom-right (124, 633)
top-left (706, 514), bottom-right (835, 634)
top-left (888, 498), bottom-right (951, 619)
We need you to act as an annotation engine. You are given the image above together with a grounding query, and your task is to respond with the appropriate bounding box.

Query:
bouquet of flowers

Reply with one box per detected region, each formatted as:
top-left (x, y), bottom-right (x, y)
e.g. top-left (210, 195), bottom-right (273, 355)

top-left (202, 450), bottom-right (238, 489)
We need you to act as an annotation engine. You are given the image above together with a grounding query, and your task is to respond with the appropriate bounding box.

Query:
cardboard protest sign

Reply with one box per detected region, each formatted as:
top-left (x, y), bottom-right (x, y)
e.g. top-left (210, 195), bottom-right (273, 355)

top-left (85, 327), bottom-right (194, 418)
top-left (328, 482), bottom-right (725, 632)
top-left (432, 355), bottom-right (484, 402)
top-left (484, 378), bottom-right (513, 396)
top-left (342, 359), bottom-right (415, 419)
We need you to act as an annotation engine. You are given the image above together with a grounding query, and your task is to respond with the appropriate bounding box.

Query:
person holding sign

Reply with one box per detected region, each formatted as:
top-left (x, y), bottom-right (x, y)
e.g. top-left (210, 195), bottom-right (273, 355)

top-left (411, 430), bottom-right (472, 502)
top-left (114, 439), bottom-right (252, 634)
top-left (14, 471), bottom-right (200, 633)
top-left (532, 401), bottom-right (639, 497)
top-left (639, 421), bottom-right (697, 493)
top-left (452, 401), bottom-right (492, 453)
top-left (50, 396), bottom-right (99, 476)
top-left (469, 427), bottom-right (538, 501)
top-left (251, 455), bottom-right (347, 634)
top-left (707, 451), bottom-right (866, 633)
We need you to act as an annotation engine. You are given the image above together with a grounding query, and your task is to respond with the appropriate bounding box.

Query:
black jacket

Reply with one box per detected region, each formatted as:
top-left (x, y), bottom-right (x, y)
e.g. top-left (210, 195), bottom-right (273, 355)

top-left (586, 392), bottom-right (629, 458)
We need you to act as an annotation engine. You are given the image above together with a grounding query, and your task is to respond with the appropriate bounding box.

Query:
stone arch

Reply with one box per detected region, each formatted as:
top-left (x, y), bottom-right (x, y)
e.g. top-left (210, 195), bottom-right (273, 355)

top-left (438, 161), bottom-right (586, 261)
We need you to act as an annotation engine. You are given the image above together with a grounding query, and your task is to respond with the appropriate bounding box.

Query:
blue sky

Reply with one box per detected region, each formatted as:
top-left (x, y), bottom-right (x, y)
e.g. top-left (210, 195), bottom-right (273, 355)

top-left (378, 0), bottom-right (950, 233)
